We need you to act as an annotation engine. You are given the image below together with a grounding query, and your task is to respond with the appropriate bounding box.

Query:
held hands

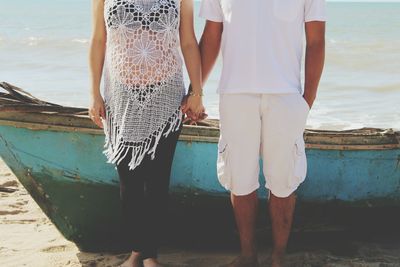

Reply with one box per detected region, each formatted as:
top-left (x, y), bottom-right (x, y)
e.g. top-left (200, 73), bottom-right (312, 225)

top-left (89, 93), bottom-right (106, 128)
top-left (181, 87), bottom-right (207, 125)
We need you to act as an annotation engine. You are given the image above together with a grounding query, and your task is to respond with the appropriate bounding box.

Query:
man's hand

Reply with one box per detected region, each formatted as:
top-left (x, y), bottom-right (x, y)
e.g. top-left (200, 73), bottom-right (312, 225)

top-left (181, 97), bottom-right (207, 124)
top-left (303, 93), bottom-right (315, 109)
top-left (181, 94), bottom-right (207, 124)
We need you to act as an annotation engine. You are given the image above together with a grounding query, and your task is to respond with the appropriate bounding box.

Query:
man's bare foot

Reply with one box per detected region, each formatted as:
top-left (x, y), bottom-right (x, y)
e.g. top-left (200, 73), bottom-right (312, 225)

top-left (221, 255), bottom-right (259, 267)
top-left (119, 251), bottom-right (142, 267)
top-left (143, 258), bottom-right (163, 267)
top-left (271, 250), bottom-right (285, 267)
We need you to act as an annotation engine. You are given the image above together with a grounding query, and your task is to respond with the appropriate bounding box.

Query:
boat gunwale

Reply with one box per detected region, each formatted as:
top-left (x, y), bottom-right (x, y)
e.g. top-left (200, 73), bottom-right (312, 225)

top-left (0, 111), bottom-right (399, 150)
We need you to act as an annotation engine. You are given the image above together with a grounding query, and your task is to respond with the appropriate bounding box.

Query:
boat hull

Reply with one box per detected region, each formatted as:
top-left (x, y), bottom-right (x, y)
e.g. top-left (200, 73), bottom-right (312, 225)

top-left (1, 117), bottom-right (400, 251)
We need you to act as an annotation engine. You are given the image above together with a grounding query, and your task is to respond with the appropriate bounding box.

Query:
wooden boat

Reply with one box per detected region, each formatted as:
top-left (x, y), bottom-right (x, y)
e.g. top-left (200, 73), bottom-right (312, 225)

top-left (1, 82), bottom-right (400, 251)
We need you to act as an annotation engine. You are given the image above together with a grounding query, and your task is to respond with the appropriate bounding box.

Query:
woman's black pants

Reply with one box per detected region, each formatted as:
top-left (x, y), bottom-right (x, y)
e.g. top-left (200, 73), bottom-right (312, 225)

top-left (116, 124), bottom-right (182, 259)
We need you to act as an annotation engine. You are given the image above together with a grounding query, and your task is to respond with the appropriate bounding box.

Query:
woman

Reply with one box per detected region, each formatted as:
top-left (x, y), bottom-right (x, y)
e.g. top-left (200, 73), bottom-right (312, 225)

top-left (88, 0), bottom-right (204, 266)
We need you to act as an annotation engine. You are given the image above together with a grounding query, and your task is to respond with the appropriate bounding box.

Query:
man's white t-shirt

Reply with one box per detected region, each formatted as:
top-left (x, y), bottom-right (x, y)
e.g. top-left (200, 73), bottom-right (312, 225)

top-left (199, 0), bottom-right (327, 94)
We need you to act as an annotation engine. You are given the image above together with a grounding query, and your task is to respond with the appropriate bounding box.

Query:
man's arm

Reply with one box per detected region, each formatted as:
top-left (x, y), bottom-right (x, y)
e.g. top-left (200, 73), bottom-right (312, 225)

top-left (304, 21), bottom-right (325, 108)
top-left (199, 20), bottom-right (223, 84)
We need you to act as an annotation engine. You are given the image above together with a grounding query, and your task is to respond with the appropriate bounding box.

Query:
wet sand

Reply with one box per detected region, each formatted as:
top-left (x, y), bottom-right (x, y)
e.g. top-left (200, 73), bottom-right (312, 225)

top-left (1, 157), bottom-right (400, 267)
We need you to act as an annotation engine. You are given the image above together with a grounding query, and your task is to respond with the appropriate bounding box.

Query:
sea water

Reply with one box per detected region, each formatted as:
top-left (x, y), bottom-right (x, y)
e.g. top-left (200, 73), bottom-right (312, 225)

top-left (0, 0), bottom-right (399, 130)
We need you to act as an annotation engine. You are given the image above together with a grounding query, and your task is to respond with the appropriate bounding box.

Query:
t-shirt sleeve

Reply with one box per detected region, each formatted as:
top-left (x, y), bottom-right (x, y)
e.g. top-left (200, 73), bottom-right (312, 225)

top-left (304, 0), bottom-right (327, 22)
top-left (199, 0), bottom-right (224, 23)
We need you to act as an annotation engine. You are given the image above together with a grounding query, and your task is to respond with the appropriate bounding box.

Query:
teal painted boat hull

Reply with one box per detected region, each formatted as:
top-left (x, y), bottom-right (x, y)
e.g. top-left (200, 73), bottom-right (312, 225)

top-left (1, 123), bottom-right (399, 202)
top-left (1, 113), bottom-right (400, 251)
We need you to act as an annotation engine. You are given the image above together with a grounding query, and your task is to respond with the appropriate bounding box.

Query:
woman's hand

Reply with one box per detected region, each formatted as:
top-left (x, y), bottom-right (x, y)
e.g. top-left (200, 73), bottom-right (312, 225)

top-left (89, 93), bottom-right (106, 128)
top-left (182, 95), bottom-right (207, 124)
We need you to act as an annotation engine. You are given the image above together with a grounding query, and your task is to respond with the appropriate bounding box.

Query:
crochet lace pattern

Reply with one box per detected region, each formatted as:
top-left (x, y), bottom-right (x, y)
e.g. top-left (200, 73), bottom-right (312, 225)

top-left (101, 0), bottom-right (185, 170)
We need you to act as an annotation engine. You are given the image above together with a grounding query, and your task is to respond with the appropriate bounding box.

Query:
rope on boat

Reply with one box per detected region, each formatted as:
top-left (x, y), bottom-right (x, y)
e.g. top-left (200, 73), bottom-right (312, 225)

top-left (0, 82), bottom-right (88, 114)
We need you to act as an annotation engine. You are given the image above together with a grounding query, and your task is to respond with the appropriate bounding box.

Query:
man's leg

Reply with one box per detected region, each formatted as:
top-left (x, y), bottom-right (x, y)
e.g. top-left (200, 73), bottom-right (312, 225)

top-left (231, 191), bottom-right (258, 259)
top-left (218, 94), bottom-right (262, 267)
top-left (261, 93), bottom-right (310, 267)
top-left (269, 192), bottom-right (296, 267)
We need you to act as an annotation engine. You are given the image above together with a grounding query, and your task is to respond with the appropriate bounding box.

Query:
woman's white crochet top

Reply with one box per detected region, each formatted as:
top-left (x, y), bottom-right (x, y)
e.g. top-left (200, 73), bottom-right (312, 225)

top-left (101, 0), bottom-right (185, 170)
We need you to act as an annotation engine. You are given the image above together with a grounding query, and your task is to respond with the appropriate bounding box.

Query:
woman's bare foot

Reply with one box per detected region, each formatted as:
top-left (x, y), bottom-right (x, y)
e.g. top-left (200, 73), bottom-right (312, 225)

top-left (143, 258), bottom-right (163, 267)
top-left (119, 251), bottom-right (142, 267)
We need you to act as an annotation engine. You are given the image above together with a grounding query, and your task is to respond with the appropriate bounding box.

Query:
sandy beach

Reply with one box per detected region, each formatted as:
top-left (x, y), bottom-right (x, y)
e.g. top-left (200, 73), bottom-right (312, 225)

top-left (1, 157), bottom-right (400, 267)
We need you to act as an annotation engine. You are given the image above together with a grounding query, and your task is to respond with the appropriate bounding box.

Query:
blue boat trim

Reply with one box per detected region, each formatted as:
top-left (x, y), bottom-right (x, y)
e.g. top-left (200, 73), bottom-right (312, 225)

top-left (1, 113), bottom-right (400, 205)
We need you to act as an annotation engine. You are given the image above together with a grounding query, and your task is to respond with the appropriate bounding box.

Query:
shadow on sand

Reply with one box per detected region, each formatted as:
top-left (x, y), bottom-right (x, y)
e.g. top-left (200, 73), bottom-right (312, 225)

top-left (75, 199), bottom-right (400, 266)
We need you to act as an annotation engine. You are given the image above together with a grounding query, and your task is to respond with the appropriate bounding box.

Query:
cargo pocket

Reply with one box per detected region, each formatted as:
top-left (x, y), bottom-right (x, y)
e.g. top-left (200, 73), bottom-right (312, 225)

top-left (291, 136), bottom-right (307, 188)
top-left (217, 137), bottom-right (232, 191)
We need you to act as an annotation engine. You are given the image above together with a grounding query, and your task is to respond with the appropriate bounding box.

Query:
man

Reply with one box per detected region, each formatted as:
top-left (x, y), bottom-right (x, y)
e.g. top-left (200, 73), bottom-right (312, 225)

top-left (199, 1), bottom-right (326, 266)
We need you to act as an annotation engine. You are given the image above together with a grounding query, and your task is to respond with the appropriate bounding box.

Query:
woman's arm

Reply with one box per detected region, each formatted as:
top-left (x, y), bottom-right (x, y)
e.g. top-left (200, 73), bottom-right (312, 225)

top-left (179, 0), bottom-right (205, 119)
top-left (89, 0), bottom-right (107, 128)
